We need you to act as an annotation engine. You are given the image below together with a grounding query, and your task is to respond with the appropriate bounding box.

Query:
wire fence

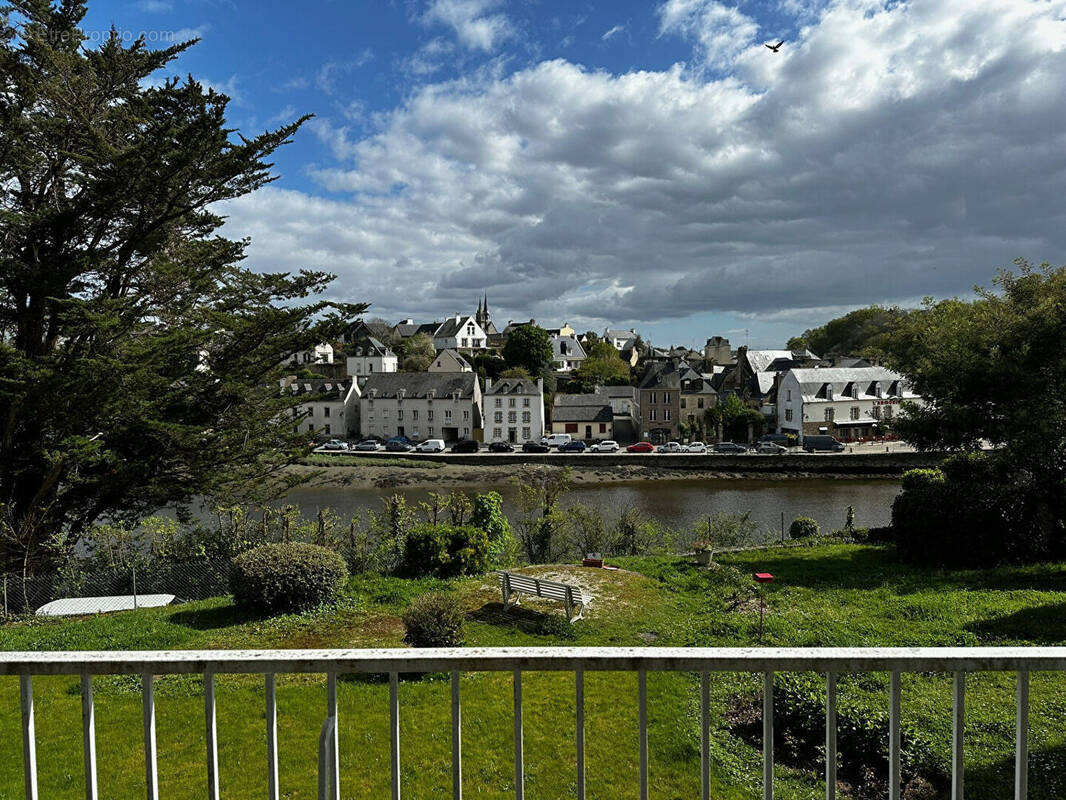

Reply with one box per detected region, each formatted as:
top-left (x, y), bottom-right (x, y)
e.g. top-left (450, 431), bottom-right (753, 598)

top-left (0, 559), bottom-right (231, 617)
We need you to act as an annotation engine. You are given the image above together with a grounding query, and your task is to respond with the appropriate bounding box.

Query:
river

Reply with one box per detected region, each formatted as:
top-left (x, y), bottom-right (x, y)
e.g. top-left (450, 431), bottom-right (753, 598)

top-left (269, 477), bottom-right (901, 541)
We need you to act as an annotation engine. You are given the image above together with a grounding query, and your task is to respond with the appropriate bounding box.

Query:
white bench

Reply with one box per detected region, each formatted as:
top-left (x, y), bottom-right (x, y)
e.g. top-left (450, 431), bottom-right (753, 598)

top-left (497, 570), bottom-right (591, 622)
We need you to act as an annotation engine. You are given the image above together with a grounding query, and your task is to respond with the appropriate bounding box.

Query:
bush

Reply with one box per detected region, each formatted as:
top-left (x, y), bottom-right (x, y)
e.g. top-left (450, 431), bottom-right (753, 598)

top-left (789, 516), bottom-right (819, 539)
top-left (230, 542), bottom-right (348, 615)
top-left (894, 454), bottom-right (1066, 566)
top-left (401, 524), bottom-right (490, 577)
top-left (402, 592), bottom-right (465, 647)
top-left (472, 491), bottom-right (517, 566)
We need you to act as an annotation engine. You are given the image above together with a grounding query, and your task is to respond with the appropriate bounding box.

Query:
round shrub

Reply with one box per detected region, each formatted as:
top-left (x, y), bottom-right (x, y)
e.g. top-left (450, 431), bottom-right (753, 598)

top-left (230, 542), bottom-right (348, 615)
top-left (402, 592), bottom-right (465, 648)
top-left (789, 516), bottom-right (819, 539)
top-left (402, 524), bottom-right (490, 577)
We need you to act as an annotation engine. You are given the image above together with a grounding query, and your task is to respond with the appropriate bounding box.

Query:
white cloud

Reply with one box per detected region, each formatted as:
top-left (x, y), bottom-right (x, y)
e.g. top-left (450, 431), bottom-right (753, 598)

top-left (657, 0), bottom-right (759, 69)
top-left (316, 51), bottom-right (374, 95)
top-left (221, 0), bottom-right (1066, 332)
top-left (422, 0), bottom-right (513, 53)
top-left (602, 24), bottom-right (625, 43)
top-left (137, 0), bottom-right (172, 11)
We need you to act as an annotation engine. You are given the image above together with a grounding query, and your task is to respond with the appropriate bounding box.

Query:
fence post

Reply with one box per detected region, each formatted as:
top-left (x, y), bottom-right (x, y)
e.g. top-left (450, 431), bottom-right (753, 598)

top-left (3, 574), bottom-right (7, 617)
top-left (132, 565), bottom-right (138, 609)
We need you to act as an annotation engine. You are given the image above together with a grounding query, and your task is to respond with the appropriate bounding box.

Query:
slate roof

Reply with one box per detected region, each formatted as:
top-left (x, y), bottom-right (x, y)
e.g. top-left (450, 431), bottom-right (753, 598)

top-left (434, 316), bottom-right (477, 339)
top-left (552, 336), bottom-right (586, 359)
top-left (285, 379), bottom-right (353, 397)
top-left (786, 367), bottom-right (917, 402)
top-left (552, 403), bottom-right (613, 423)
top-left (486, 378), bottom-right (541, 396)
top-left (431, 349), bottom-right (472, 371)
top-left (638, 362), bottom-right (681, 390)
top-left (360, 372), bottom-right (477, 400)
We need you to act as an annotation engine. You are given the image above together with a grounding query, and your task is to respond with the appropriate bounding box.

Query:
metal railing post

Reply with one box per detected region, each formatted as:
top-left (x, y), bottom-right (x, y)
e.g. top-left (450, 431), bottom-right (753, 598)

top-left (763, 671), bottom-right (773, 800)
top-left (81, 674), bottom-right (98, 800)
top-left (1016, 670), bottom-right (1029, 800)
top-left (20, 675), bottom-right (38, 800)
top-left (825, 672), bottom-right (836, 800)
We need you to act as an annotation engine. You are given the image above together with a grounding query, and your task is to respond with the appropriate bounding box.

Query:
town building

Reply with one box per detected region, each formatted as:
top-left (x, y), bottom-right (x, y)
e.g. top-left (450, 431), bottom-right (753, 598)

top-left (343, 321), bottom-right (398, 377)
top-left (551, 393), bottom-right (614, 441)
top-left (484, 377), bottom-right (545, 444)
top-left (776, 366), bottom-right (920, 441)
top-left (552, 335), bottom-right (587, 372)
top-left (433, 314), bottom-right (489, 352)
top-left (679, 366), bottom-right (718, 438)
top-left (358, 373), bottom-right (482, 442)
top-left (604, 328), bottom-right (638, 351)
top-left (600, 385), bottom-right (640, 443)
top-left (283, 342), bottom-right (334, 367)
top-left (545, 322), bottom-right (576, 338)
top-left (428, 349), bottom-right (473, 373)
top-left (281, 377), bottom-right (359, 439)
top-left (704, 336), bottom-right (733, 366)
top-left (475, 294), bottom-right (498, 335)
top-left (637, 361), bottom-right (682, 443)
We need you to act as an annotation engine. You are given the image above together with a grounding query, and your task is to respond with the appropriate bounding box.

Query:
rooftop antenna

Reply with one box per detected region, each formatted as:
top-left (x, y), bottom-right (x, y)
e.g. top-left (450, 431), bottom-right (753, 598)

top-left (745, 328), bottom-right (750, 348)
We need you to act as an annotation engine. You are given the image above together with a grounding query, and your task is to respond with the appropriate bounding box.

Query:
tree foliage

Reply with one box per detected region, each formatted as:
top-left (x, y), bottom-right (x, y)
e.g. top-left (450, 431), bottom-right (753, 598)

top-left (570, 341), bottom-right (631, 392)
top-left (787, 305), bottom-right (916, 358)
top-left (400, 333), bottom-right (435, 372)
top-left (502, 324), bottom-right (553, 378)
top-left (0, 4), bottom-right (362, 571)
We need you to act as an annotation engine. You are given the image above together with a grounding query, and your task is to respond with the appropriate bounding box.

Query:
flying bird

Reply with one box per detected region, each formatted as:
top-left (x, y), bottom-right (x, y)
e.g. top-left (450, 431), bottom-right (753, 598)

top-left (765, 40), bottom-right (785, 53)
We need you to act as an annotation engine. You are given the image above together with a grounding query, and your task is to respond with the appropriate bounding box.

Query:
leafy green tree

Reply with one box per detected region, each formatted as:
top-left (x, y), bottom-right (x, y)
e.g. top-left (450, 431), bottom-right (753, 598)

top-left (788, 305), bottom-right (916, 358)
top-left (502, 324), bottom-right (553, 378)
top-left (400, 333), bottom-right (435, 371)
top-left (707, 395), bottom-right (763, 442)
top-left (0, 5), bottom-right (361, 572)
top-left (570, 341), bottom-right (631, 392)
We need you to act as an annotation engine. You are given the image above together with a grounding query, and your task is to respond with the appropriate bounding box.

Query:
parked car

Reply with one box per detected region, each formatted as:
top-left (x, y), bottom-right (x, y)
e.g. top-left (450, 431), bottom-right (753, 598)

top-left (685, 441), bottom-right (707, 453)
top-left (385, 439), bottom-right (413, 452)
top-left (589, 440), bottom-right (619, 453)
top-left (317, 439), bottom-right (348, 451)
top-left (558, 440), bottom-right (587, 453)
top-left (540, 433), bottom-right (573, 448)
top-left (627, 441), bottom-right (654, 453)
top-left (522, 441), bottom-right (550, 453)
top-left (802, 435), bottom-right (846, 453)
top-left (415, 439), bottom-right (445, 453)
top-left (755, 441), bottom-right (788, 454)
top-left (657, 441), bottom-right (684, 453)
top-left (712, 441), bottom-right (749, 454)
top-left (488, 441), bottom-right (514, 453)
top-left (451, 439), bottom-right (480, 453)
top-left (759, 433), bottom-right (793, 446)
top-left (354, 439), bottom-right (383, 451)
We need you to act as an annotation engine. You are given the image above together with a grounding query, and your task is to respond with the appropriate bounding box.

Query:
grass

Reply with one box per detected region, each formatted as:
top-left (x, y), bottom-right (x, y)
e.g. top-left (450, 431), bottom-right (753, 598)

top-left (298, 453), bottom-right (445, 468)
top-left (2, 545), bottom-right (1066, 798)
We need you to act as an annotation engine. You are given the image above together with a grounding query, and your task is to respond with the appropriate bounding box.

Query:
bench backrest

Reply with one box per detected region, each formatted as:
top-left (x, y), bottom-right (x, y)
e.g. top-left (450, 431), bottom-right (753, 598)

top-left (497, 571), bottom-right (590, 604)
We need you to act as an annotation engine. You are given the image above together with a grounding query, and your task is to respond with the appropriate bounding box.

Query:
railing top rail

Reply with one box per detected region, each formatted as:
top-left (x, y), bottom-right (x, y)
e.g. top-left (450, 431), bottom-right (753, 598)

top-left (1, 647), bottom-right (1066, 676)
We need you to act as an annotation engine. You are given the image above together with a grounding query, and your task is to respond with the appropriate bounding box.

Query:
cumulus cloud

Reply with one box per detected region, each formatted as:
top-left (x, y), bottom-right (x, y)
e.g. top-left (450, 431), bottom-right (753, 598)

top-left (657, 0), bottom-right (759, 69)
top-left (422, 0), bottom-right (513, 53)
top-left (221, 0), bottom-right (1066, 332)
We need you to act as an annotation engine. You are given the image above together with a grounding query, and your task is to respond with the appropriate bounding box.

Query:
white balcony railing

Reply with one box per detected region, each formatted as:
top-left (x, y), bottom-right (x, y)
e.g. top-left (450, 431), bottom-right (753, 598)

top-left (2, 646), bottom-right (1063, 800)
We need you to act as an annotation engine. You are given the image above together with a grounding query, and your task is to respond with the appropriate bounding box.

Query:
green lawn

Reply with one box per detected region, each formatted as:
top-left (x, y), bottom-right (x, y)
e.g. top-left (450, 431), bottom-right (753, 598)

top-left (2, 545), bottom-right (1066, 799)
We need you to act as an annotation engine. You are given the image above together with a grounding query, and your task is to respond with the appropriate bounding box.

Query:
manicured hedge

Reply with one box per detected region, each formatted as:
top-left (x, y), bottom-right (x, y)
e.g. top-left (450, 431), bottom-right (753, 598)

top-left (401, 524), bottom-right (489, 577)
top-left (789, 516), bottom-right (819, 539)
top-left (230, 542), bottom-right (348, 614)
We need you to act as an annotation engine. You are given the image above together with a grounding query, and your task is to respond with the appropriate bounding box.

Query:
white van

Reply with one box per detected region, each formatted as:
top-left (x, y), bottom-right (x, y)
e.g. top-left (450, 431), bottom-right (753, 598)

top-left (415, 439), bottom-right (446, 453)
top-left (540, 433), bottom-right (573, 448)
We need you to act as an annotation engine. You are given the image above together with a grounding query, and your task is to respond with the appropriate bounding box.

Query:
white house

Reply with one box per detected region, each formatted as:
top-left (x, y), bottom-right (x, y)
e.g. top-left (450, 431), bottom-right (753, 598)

top-left (552, 335), bottom-right (586, 372)
top-left (343, 321), bottom-right (398, 377)
top-left (776, 367), bottom-right (921, 441)
top-left (484, 377), bottom-right (545, 444)
top-left (432, 314), bottom-right (489, 352)
top-left (284, 342), bottom-right (334, 367)
top-left (428, 349), bottom-right (473, 373)
top-left (359, 373), bottom-right (482, 442)
top-left (281, 377), bottom-right (359, 439)
top-left (604, 328), bottom-right (638, 351)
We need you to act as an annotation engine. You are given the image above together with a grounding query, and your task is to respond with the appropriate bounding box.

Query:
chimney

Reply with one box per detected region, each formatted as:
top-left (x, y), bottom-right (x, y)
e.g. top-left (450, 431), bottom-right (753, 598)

top-left (536, 378), bottom-right (543, 394)
top-left (485, 377), bottom-right (493, 391)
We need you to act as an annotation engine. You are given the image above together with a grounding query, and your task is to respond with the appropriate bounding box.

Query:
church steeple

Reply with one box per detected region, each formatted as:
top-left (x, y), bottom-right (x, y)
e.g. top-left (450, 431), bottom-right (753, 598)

top-left (476, 291), bottom-right (491, 330)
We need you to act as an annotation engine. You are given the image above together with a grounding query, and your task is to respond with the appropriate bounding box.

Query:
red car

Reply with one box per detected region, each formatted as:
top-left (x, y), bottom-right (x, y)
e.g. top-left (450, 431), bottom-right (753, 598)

top-left (626, 441), bottom-right (654, 453)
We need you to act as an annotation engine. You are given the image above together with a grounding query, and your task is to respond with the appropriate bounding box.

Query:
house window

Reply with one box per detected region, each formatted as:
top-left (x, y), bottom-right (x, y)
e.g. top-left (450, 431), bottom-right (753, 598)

top-left (508, 412), bottom-right (517, 423)
top-left (785, 408), bottom-right (793, 422)
top-left (664, 409), bottom-right (671, 421)
top-left (496, 398), bottom-right (502, 407)
top-left (323, 407), bottom-right (330, 418)
top-left (463, 411), bottom-right (470, 420)
top-left (681, 398), bottom-right (687, 409)
top-left (650, 392), bottom-right (656, 404)
top-left (397, 410), bottom-right (404, 420)
top-left (445, 410), bottom-right (452, 421)
top-left (826, 385), bottom-right (834, 401)
top-left (461, 338), bottom-right (468, 348)
top-left (383, 409), bottom-right (389, 418)
top-left (428, 410), bottom-right (434, 421)
top-left (412, 410), bottom-right (418, 421)
top-left (851, 406), bottom-right (860, 420)
top-left (599, 423), bottom-right (607, 433)
top-left (523, 399), bottom-right (530, 407)
top-left (495, 412), bottom-right (503, 423)
top-left (884, 406), bottom-right (894, 419)
top-left (369, 364), bottom-right (373, 372)
top-left (522, 427), bottom-right (530, 439)
top-left (463, 427), bottom-right (469, 436)
top-left (324, 424), bottom-right (331, 435)
top-left (650, 409), bottom-right (657, 421)
top-left (875, 383), bottom-right (883, 398)
top-left (698, 398), bottom-right (704, 409)
top-left (787, 389), bottom-right (792, 401)
top-left (825, 408), bottom-right (835, 422)
top-left (467, 324), bottom-right (474, 336)
top-left (494, 428), bottom-right (502, 439)
top-left (522, 412), bottom-right (530, 423)
top-left (872, 406), bottom-right (882, 419)
top-left (509, 398), bottom-right (516, 407)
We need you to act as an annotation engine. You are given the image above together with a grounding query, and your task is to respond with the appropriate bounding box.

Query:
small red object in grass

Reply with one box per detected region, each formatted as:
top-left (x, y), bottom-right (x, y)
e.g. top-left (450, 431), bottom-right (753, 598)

top-left (754, 572), bottom-right (774, 583)
top-left (582, 558), bottom-right (604, 568)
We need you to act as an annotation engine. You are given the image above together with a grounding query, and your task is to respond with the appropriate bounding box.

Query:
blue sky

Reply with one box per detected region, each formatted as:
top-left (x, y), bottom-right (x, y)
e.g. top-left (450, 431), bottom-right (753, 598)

top-left (81, 0), bottom-right (1066, 349)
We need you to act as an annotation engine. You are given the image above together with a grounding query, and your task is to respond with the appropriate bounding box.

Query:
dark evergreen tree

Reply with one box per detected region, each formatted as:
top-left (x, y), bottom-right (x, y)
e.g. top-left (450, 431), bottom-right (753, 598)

top-left (0, 3), bottom-right (363, 571)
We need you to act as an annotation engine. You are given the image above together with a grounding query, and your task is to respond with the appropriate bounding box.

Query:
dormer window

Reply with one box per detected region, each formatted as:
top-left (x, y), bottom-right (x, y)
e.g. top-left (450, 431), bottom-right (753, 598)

top-left (875, 382), bottom-right (883, 398)
top-left (825, 384), bottom-right (834, 401)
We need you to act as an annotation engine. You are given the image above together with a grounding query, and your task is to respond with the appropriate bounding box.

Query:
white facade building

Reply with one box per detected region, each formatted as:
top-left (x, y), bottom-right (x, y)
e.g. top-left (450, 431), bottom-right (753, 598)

top-left (552, 335), bottom-right (587, 372)
top-left (284, 342), bottom-right (334, 367)
top-left (484, 378), bottom-right (545, 444)
top-left (282, 377), bottom-right (359, 439)
top-left (432, 314), bottom-right (489, 352)
top-left (776, 367), bottom-right (921, 441)
top-left (359, 373), bottom-right (482, 442)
